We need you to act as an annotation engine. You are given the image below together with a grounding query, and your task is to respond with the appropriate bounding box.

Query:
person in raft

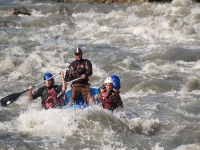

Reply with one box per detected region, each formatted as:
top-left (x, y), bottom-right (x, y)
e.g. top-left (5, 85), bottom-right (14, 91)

top-left (95, 77), bottom-right (123, 111)
top-left (28, 71), bottom-right (66, 109)
top-left (98, 75), bottom-right (121, 94)
top-left (64, 47), bottom-right (93, 106)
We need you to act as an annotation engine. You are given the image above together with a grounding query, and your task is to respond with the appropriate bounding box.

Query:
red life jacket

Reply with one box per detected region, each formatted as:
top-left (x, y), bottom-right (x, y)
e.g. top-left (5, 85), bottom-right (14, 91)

top-left (43, 89), bottom-right (64, 109)
top-left (100, 91), bottom-right (119, 110)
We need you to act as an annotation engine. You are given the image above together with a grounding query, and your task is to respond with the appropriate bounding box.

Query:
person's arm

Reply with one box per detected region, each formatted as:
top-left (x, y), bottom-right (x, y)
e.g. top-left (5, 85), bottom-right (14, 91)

top-left (56, 71), bottom-right (67, 99)
top-left (28, 86), bottom-right (43, 101)
top-left (65, 61), bottom-right (74, 82)
top-left (82, 60), bottom-right (92, 79)
top-left (116, 94), bottom-right (123, 109)
top-left (28, 86), bottom-right (34, 101)
top-left (94, 93), bottom-right (102, 104)
top-left (64, 67), bottom-right (70, 82)
top-left (60, 71), bottom-right (67, 92)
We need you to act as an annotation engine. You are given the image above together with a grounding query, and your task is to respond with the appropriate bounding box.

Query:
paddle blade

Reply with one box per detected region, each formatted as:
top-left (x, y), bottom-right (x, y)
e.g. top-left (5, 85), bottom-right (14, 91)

top-left (1, 93), bottom-right (22, 107)
top-left (1, 89), bottom-right (28, 107)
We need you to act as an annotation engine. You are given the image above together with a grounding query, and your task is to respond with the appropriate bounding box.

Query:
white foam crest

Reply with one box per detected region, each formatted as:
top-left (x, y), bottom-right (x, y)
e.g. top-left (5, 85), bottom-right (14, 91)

top-left (192, 60), bottom-right (200, 71)
top-left (124, 3), bottom-right (198, 44)
top-left (152, 143), bottom-right (165, 150)
top-left (0, 31), bottom-right (9, 44)
top-left (141, 60), bottom-right (199, 80)
top-left (16, 109), bottom-right (80, 137)
top-left (26, 51), bottom-right (44, 71)
top-left (143, 62), bottom-right (160, 74)
top-left (27, 9), bottom-right (45, 17)
top-left (72, 8), bottom-right (103, 20)
top-left (175, 86), bottom-right (194, 100)
top-left (173, 143), bottom-right (200, 150)
top-left (0, 56), bottom-right (15, 73)
top-left (175, 108), bottom-right (200, 118)
top-left (105, 9), bottom-right (127, 21)
top-left (14, 95), bottom-right (40, 108)
top-left (99, 142), bottom-right (127, 150)
top-left (127, 117), bottom-right (160, 135)
top-left (172, 0), bottom-right (193, 6)
top-left (32, 49), bottom-right (67, 75)
top-left (69, 3), bottom-right (200, 45)
top-left (16, 62), bottom-right (32, 74)
top-left (0, 47), bottom-right (27, 76)
top-left (122, 89), bottom-right (156, 99)
top-left (8, 71), bottom-right (23, 81)
top-left (0, 120), bottom-right (15, 132)
top-left (75, 21), bottom-right (102, 40)
top-left (91, 63), bottom-right (108, 86)
top-left (29, 34), bottom-right (46, 46)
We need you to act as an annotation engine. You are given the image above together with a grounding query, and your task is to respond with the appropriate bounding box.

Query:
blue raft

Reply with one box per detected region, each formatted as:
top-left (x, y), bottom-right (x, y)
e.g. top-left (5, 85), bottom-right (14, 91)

top-left (64, 87), bottom-right (99, 108)
top-left (64, 75), bottom-right (120, 109)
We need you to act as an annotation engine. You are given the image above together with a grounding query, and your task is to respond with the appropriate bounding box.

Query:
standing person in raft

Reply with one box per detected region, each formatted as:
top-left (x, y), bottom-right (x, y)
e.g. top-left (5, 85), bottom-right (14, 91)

top-left (65, 47), bottom-right (93, 106)
top-left (95, 77), bottom-right (123, 111)
top-left (28, 71), bottom-right (66, 109)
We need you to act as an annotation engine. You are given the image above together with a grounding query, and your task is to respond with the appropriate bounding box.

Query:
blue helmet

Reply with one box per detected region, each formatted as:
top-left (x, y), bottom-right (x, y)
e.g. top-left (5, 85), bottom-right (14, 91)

top-left (111, 75), bottom-right (120, 90)
top-left (44, 73), bottom-right (53, 80)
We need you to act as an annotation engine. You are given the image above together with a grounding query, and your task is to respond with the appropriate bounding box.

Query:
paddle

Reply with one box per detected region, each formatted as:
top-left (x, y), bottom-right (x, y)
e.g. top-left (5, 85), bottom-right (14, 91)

top-left (67, 77), bottom-right (81, 85)
top-left (0, 73), bottom-right (61, 107)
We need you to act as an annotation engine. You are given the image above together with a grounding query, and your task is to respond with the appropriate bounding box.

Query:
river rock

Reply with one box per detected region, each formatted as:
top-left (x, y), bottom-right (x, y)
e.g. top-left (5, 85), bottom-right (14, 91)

top-left (57, 6), bottom-right (73, 15)
top-left (10, 7), bottom-right (31, 16)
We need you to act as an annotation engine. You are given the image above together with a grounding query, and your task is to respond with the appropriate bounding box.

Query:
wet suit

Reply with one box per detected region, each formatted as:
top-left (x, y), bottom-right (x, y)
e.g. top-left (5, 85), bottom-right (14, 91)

top-left (65, 58), bottom-right (93, 103)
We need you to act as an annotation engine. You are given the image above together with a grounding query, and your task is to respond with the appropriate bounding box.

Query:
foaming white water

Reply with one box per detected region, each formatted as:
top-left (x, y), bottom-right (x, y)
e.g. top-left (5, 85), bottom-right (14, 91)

top-left (1, 0), bottom-right (200, 149)
top-left (63, 0), bottom-right (200, 47)
top-left (17, 109), bottom-right (78, 137)
top-left (172, 0), bottom-right (193, 6)
top-left (173, 143), bottom-right (200, 150)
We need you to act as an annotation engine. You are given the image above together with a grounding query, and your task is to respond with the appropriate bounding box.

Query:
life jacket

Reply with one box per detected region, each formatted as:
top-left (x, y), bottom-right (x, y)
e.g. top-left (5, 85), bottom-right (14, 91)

top-left (42, 88), bottom-right (65, 109)
top-left (100, 91), bottom-right (119, 110)
top-left (70, 60), bottom-right (89, 84)
top-left (72, 63), bottom-right (86, 78)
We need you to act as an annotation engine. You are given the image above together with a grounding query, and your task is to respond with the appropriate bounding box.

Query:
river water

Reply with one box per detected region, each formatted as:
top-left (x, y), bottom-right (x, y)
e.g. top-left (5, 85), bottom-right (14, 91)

top-left (1, 0), bottom-right (200, 149)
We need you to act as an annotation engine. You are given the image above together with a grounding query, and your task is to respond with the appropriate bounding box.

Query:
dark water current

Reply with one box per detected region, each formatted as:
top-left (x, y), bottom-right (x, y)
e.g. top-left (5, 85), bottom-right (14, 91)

top-left (1, 0), bottom-right (200, 149)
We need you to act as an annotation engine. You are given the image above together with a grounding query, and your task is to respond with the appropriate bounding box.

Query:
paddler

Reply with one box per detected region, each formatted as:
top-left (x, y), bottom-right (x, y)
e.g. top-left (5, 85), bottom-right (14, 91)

top-left (95, 77), bottom-right (123, 111)
top-left (28, 71), bottom-right (66, 109)
top-left (64, 47), bottom-right (93, 106)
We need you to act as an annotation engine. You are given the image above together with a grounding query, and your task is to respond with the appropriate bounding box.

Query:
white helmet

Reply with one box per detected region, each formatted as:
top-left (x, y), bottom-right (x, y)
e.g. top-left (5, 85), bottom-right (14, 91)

top-left (104, 77), bottom-right (113, 84)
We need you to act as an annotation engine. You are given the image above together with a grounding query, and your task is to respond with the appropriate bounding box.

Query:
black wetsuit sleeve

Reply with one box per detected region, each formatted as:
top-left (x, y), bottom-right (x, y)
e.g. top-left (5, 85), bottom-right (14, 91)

top-left (85, 59), bottom-right (92, 77)
top-left (64, 67), bottom-right (70, 82)
top-left (65, 61), bottom-right (75, 82)
top-left (54, 85), bottom-right (62, 92)
top-left (32, 86), bottom-right (45, 100)
top-left (116, 94), bottom-right (123, 108)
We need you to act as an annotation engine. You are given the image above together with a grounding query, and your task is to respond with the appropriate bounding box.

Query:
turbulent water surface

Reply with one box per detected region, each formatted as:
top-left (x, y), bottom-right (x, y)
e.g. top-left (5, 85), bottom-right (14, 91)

top-left (1, 0), bottom-right (200, 149)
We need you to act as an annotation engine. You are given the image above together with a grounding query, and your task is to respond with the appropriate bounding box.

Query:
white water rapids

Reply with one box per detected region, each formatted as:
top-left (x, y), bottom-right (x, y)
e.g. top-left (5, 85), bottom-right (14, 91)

top-left (1, 0), bottom-right (200, 149)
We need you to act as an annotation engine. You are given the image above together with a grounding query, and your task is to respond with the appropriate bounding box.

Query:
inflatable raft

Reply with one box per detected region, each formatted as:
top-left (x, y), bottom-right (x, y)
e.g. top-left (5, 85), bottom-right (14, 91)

top-left (64, 87), bottom-right (99, 108)
top-left (64, 75), bottom-right (120, 109)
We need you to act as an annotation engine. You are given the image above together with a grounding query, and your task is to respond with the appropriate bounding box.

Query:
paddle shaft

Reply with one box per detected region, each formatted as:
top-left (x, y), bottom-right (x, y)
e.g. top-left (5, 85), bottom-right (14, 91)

top-left (56, 77), bottom-right (81, 98)
top-left (67, 77), bottom-right (81, 85)
top-left (33, 73), bottom-right (60, 87)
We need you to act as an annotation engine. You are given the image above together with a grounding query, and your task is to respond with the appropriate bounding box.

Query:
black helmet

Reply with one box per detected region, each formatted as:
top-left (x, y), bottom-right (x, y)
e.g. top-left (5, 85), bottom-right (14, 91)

top-left (74, 47), bottom-right (82, 54)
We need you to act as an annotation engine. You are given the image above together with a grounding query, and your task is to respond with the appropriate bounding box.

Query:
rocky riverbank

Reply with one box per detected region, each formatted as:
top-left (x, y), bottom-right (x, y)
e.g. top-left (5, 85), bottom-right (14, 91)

top-left (54, 0), bottom-right (199, 4)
